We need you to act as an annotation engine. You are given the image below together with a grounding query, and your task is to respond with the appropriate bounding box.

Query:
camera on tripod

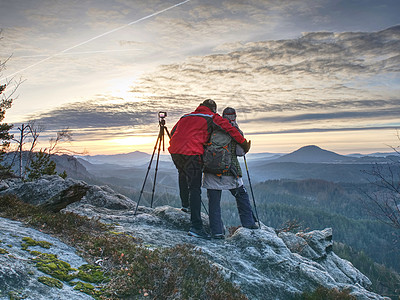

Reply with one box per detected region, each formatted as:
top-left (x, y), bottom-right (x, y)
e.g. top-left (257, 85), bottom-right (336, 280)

top-left (134, 111), bottom-right (171, 214)
top-left (158, 111), bottom-right (167, 125)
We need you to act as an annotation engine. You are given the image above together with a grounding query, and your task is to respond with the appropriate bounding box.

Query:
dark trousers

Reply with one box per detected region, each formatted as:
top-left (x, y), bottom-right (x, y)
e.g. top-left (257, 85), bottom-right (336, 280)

top-left (208, 185), bottom-right (256, 235)
top-left (171, 154), bottom-right (203, 230)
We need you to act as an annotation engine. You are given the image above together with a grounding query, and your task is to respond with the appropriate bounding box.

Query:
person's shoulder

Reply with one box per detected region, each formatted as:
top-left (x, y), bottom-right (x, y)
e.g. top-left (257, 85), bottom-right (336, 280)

top-left (212, 112), bottom-right (229, 123)
top-left (188, 106), bottom-right (215, 119)
top-left (195, 105), bottom-right (213, 114)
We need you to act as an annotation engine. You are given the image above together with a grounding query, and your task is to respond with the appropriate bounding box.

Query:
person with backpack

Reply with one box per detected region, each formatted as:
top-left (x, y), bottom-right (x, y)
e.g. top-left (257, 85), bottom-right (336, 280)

top-left (203, 107), bottom-right (258, 239)
top-left (169, 100), bottom-right (251, 240)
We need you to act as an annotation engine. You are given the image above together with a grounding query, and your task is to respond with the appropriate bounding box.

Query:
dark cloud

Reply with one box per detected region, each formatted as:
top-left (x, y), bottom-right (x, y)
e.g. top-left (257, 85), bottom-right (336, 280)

top-left (250, 126), bottom-right (400, 135)
top-left (242, 104), bottom-right (400, 124)
top-left (33, 100), bottom-right (153, 128)
top-left (26, 95), bottom-right (207, 141)
top-left (131, 26), bottom-right (400, 107)
top-left (27, 26), bottom-right (400, 143)
top-left (240, 99), bottom-right (400, 116)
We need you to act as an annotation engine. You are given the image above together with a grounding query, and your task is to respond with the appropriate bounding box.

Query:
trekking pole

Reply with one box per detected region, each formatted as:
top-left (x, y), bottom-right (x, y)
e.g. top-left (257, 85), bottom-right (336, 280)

top-left (201, 199), bottom-right (209, 215)
top-left (243, 155), bottom-right (260, 227)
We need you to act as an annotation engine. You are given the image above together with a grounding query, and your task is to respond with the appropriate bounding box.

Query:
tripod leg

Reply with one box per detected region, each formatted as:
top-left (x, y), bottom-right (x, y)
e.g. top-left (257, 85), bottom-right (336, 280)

top-left (164, 126), bottom-right (171, 139)
top-left (150, 127), bottom-right (163, 208)
top-left (134, 135), bottom-right (160, 215)
top-left (244, 155), bottom-right (261, 227)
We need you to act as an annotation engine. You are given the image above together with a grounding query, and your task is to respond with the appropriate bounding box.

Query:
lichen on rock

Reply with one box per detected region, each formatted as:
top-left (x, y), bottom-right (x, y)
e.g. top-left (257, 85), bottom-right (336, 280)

top-left (73, 281), bottom-right (104, 298)
top-left (38, 276), bottom-right (63, 289)
top-left (21, 236), bottom-right (52, 250)
top-left (32, 252), bottom-right (78, 282)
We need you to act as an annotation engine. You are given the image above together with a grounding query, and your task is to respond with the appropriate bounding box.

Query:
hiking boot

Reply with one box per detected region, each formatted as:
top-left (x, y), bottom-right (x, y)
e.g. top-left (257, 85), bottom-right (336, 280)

top-left (188, 227), bottom-right (211, 240)
top-left (212, 233), bottom-right (225, 240)
top-left (243, 224), bottom-right (259, 229)
top-left (181, 207), bottom-right (191, 213)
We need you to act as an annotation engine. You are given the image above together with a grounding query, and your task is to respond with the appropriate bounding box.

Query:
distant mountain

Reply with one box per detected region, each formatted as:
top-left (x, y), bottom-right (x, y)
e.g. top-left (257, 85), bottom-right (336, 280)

top-left (77, 147), bottom-right (398, 167)
top-left (52, 154), bottom-right (94, 180)
top-left (79, 151), bottom-right (171, 167)
top-left (3, 152), bottom-right (93, 181)
top-left (271, 145), bottom-right (353, 163)
top-left (79, 151), bottom-right (150, 166)
top-left (365, 152), bottom-right (398, 158)
top-left (245, 152), bottom-right (284, 161)
top-left (245, 145), bottom-right (400, 183)
top-left (76, 156), bottom-right (178, 197)
top-left (347, 152), bottom-right (397, 158)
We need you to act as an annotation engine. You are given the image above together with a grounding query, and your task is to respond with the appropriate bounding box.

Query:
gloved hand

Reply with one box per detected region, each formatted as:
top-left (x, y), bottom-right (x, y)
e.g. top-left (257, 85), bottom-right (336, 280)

top-left (240, 139), bottom-right (251, 153)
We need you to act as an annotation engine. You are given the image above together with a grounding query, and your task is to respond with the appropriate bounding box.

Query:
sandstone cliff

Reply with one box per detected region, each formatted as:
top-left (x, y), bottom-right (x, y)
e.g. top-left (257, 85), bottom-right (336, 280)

top-left (0, 176), bottom-right (389, 299)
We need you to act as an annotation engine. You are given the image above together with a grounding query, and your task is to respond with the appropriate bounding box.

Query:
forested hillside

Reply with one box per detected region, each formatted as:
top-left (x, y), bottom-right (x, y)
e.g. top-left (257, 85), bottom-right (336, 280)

top-left (334, 242), bottom-right (400, 299)
top-left (220, 179), bottom-right (399, 271)
top-left (219, 179), bottom-right (400, 297)
top-left (55, 152), bottom-right (400, 298)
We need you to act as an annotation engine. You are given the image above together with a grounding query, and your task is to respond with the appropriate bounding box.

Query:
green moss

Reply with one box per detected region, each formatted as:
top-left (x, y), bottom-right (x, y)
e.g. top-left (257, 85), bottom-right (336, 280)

top-left (21, 236), bottom-right (52, 250)
top-left (108, 230), bottom-right (123, 235)
top-left (0, 248), bottom-right (8, 254)
top-left (7, 244), bottom-right (13, 248)
top-left (31, 253), bottom-right (108, 288)
top-left (109, 231), bottom-right (136, 241)
top-left (32, 252), bottom-right (77, 282)
top-left (74, 281), bottom-right (95, 293)
top-left (38, 276), bottom-right (63, 289)
top-left (78, 264), bottom-right (109, 283)
top-left (74, 281), bottom-right (104, 299)
top-left (8, 290), bottom-right (27, 300)
top-left (29, 250), bottom-right (42, 256)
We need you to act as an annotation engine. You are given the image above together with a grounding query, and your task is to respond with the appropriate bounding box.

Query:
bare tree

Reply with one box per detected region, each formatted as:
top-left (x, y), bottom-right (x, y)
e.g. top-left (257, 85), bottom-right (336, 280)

top-left (0, 32), bottom-right (23, 178)
top-left (362, 135), bottom-right (400, 232)
top-left (47, 127), bottom-right (73, 155)
top-left (8, 121), bottom-right (43, 177)
top-left (10, 124), bottom-right (74, 179)
top-left (11, 124), bottom-right (32, 177)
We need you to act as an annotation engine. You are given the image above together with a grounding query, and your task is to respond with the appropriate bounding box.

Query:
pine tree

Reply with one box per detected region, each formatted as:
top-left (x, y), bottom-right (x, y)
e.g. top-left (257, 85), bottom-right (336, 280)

top-left (26, 150), bottom-right (57, 181)
top-left (0, 83), bottom-right (14, 177)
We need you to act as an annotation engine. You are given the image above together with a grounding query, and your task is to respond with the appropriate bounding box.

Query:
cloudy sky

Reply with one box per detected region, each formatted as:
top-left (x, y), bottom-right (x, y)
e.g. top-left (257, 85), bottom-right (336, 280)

top-left (1, 0), bottom-right (399, 155)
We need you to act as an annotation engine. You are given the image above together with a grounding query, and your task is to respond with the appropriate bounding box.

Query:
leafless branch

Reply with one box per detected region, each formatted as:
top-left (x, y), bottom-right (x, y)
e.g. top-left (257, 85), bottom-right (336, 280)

top-left (47, 128), bottom-right (73, 155)
top-left (362, 160), bottom-right (400, 231)
top-left (1, 76), bottom-right (24, 105)
top-left (22, 121), bottom-right (45, 177)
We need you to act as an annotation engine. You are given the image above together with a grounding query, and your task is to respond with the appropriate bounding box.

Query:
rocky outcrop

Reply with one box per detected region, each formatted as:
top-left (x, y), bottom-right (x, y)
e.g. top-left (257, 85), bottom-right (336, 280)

top-left (0, 175), bottom-right (134, 212)
top-left (0, 176), bottom-right (389, 300)
top-left (0, 217), bottom-right (93, 300)
top-left (0, 176), bottom-right (90, 210)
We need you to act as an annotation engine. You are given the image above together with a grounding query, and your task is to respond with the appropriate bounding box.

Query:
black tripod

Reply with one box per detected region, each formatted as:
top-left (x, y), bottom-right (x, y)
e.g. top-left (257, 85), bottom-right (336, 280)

top-left (134, 112), bottom-right (170, 215)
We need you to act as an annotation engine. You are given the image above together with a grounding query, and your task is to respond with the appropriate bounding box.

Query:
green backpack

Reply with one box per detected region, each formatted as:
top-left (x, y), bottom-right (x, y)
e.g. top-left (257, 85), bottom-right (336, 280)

top-left (203, 130), bottom-right (237, 176)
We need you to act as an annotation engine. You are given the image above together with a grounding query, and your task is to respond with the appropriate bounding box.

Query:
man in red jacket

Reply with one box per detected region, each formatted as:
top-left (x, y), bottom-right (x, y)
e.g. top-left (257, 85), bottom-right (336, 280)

top-left (169, 99), bottom-right (251, 239)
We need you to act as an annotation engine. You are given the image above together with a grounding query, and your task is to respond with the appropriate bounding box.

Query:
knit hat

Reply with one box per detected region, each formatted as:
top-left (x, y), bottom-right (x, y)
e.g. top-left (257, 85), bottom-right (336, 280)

top-left (201, 99), bottom-right (217, 113)
top-left (222, 107), bottom-right (236, 122)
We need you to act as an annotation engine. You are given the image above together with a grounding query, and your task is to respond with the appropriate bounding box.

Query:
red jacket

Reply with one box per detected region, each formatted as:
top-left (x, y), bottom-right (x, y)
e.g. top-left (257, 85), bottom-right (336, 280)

top-left (168, 105), bottom-right (246, 155)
